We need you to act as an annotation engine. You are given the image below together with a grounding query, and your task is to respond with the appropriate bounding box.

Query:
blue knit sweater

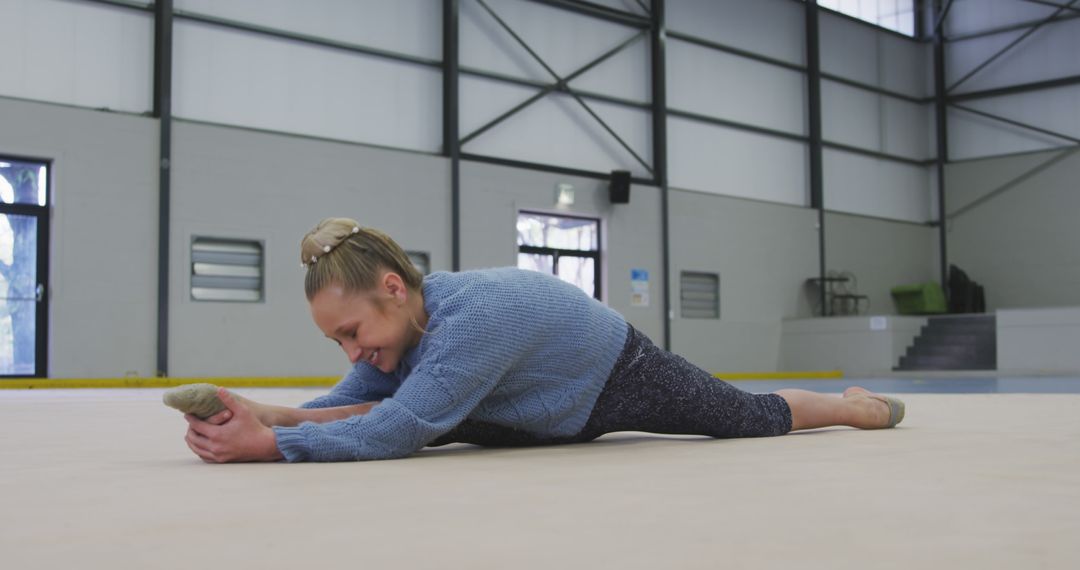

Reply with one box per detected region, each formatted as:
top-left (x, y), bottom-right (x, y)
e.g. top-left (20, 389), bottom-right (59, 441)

top-left (273, 267), bottom-right (629, 462)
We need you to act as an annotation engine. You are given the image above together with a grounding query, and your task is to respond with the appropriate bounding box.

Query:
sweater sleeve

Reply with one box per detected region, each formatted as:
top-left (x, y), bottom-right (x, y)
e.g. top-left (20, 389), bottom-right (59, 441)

top-left (299, 364), bottom-right (399, 409)
top-left (273, 298), bottom-right (523, 462)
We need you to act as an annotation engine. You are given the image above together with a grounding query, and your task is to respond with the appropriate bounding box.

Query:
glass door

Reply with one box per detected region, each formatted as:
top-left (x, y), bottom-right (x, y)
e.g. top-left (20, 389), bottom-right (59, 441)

top-left (0, 157), bottom-right (50, 378)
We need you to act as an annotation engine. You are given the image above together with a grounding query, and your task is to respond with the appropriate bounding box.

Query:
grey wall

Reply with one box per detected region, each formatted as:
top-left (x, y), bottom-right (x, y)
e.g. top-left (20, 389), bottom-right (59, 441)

top-left (824, 212), bottom-right (939, 317)
top-left (946, 148), bottom-right (1080, 310)
top-left (668, 189), bottom-right (818, 372)
top-left (0, 97), bottom-right (158, 377)
top-left (169, 121), bottom-right (452, 377)
top-left (459, 162), bottom-right (665, 343)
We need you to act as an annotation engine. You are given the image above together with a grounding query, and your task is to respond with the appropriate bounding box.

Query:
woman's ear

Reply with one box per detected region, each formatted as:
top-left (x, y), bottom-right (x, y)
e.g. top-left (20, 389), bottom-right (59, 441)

top-left (382, 271), bottom-right (407, 305)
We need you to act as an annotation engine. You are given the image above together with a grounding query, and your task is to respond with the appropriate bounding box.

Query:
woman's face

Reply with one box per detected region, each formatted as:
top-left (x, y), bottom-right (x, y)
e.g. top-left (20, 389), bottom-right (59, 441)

top-left (309, 276), bottom-right (416, 374)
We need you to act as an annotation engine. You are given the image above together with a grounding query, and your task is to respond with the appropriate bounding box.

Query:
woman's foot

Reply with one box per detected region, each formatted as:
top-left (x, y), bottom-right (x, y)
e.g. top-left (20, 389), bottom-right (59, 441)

top-left (843, 386), bottom-right (905, 429)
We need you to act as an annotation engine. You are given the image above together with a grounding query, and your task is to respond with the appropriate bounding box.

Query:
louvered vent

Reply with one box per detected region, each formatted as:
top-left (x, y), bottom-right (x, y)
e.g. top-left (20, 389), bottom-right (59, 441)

top-left (680, 271), bottom-right (719, 319)
top-left (191, 238), bottom-right (263, 302)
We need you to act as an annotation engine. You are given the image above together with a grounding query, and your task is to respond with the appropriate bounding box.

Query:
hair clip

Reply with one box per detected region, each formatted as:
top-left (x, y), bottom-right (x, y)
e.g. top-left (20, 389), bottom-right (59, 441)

top-left (311, 255), bottom-right (317, 263)
top-left (323, 245), bottom-right (331, 253)
top-left (352, 226), bottom-right (360, 234)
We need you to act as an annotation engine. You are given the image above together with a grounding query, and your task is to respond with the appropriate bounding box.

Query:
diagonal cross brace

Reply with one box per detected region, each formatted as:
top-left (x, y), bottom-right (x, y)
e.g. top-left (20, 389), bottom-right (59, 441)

top-left (947, 0), bottom-right (1079, 93)
top-left (460, 30), bottom-right (646, 146)
top-left (473, 0), bottom-right (655, 175)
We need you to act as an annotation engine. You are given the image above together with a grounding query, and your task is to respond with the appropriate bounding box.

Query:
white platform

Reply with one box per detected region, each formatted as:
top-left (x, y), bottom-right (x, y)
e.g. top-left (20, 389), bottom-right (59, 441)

top-left (998, 307), bottom-right (1080, 374)
top-left (780, 307), bottom-right (1080, 375)
top-left (780, 316), bottom-right (927, 375)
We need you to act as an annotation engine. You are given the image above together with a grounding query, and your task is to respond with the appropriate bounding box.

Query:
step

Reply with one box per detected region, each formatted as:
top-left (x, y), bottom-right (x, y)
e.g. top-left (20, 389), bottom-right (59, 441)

top-left (914, 332), bottom-right (995, 347)
top-left (912, 334), bottom-right (996, 349)
top-left (896, 354), bottom-right (996, 370)
top-left (922, 321), bottom-right (996, 334)
top-left (905, 344), bottom-right (985, 359)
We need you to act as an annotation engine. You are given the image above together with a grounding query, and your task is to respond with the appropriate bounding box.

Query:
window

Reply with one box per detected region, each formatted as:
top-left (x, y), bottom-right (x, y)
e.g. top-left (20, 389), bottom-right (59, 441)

top-left (517, 212), bottom-right (601, 300)
top-left (0, 156), bottom-right (50, 376)
top-left (818, 0), bottom-right (916, 36)
top-left (190, 238), bottom-right (264, 302)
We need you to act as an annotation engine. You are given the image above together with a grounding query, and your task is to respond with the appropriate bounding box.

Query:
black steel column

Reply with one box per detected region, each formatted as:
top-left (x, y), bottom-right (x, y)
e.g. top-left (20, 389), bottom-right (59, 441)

top-left (154, 0), bottom-right (173, 376)
top-left (805, 0), bottom-right (827, 316)
top-left (651, 0), bottom-right (670, 350)
top-left (444, 0), bottom-right (461, 271)
top-left (933, 0), bottom-right (949, 292)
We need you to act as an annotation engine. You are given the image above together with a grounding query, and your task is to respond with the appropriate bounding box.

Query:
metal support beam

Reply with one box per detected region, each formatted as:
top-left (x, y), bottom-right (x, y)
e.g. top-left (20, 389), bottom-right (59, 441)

top-left (528, 0), bottom-right (650, 28)
top-left (948, 73), bottom-right (1080, 102)
top-left (444, 0), bottom-right (461, 272)
top-left (947, 0), bottom-right (1078, 93)
top-left (154, 0), bottom-right (173, 377)
top-left (1022, 0), bottom-right (1080, 13)
top-left (175, 10), bottom-right (442, 70)
top-left (932, 0), bottom-right (954, 35)
top-left (805, 0), bottom-right (827, 316)
top-left (932, 0), bottom-right (949, 293)
top-left (946, 11), bottom-right (1080, 42)
top-left (951, 104), bottom-right (1080, 145)
top-left (651, 0), bottom-right (670, 350)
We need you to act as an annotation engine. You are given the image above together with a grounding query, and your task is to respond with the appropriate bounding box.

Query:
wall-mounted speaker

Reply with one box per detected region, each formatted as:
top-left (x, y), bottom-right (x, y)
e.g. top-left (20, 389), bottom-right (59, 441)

top-left (609, 170), bottom-right (631, 204)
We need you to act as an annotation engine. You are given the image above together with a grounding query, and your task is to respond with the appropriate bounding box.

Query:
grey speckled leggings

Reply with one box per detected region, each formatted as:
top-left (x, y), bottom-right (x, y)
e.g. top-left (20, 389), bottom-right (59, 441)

top-left (428, 325), bottom-right (792, 448)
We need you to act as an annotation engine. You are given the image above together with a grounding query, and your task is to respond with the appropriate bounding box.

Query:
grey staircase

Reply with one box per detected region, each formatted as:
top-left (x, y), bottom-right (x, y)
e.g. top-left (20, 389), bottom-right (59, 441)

top-left (895, 315), bottom-right (997, 371)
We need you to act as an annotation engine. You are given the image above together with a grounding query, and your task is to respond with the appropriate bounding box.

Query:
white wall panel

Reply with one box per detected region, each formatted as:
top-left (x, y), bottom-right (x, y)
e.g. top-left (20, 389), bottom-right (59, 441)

top-left (947, 18), bottom-right (1080, 95)
top-left (0, 0), bottom-right (152, 113)
top-left (948, 108), bottom-right (1065, 161)
top-left (668, 117), bottom-right (808, 206)
top-left (668, 39), bottom-right (805, 135)
top-left (824, 150), bottom-right (931, 223)
top-left (947, 149), bottom-right (1080, 310)
top-left (820, 11), bottom-right (928, 99)
top-left (667, 0), bottom-right (805, 66)
top-left (169, 122), bottom-right (451, 377)
top-left (174, 0), bottom-right (442, 60)
top-left (173, 21), bottom-right (441, 153)
top-left (945, 0), bottom-right (1060, 37)
top-left (952, 85), bottom-right (1080, 160)
top-left (461, 0), bottom-right (649, 103)
top-left (0, 98), bottom-right (158, 377)
top-left (823, 80), bottom-right (930, 160)
top-left (461, 77), bottom-right (652, 176)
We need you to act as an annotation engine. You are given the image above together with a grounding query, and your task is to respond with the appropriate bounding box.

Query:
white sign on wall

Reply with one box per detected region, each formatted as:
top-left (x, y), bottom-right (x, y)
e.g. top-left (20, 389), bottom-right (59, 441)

top-left (631, 268), bottom-right (650, 308)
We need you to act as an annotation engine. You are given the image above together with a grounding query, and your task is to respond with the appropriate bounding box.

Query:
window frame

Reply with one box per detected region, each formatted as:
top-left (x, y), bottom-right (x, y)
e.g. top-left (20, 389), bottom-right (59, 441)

top-left (517, 210), bottom-right (603, 301)
top-left (0, 153), bottom-right (52, 378)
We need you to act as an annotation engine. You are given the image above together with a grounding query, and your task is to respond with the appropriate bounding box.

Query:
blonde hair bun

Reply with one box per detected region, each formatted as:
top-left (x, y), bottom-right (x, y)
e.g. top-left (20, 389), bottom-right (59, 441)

top-left (300, 218), bottom-right (424, 301)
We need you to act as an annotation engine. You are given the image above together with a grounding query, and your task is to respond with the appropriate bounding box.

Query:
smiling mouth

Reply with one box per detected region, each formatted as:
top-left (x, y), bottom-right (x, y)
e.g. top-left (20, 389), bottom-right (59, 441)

top-left (368, 349), bottom-right (380, 366)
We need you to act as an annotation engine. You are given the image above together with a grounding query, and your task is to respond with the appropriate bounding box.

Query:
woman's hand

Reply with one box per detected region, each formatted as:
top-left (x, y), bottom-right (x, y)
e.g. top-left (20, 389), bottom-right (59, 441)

top-left (201, 391), bottom-right (293, 428)
top-left (184, 388), bottom-right (284, 463)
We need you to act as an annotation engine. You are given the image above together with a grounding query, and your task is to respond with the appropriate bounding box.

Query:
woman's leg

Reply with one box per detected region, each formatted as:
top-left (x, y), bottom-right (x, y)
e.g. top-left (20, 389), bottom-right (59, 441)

top-left (575, 327), bottom-right (793, 440)
top-left (775, 386), bottom-right (894, 431)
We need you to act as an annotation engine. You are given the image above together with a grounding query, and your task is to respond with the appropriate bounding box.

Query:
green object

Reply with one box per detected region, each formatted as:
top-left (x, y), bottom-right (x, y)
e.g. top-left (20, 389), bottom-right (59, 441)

top-left (890, 282), bottom-right (947, 315)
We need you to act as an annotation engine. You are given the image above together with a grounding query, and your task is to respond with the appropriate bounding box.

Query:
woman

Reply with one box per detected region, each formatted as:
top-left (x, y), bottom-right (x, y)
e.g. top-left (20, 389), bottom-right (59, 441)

top-left (182, 218), bottom-right (903, 463)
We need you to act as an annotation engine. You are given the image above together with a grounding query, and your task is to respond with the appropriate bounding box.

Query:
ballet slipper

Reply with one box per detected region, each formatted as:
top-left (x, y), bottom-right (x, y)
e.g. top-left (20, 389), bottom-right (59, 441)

top-left (163, 383), bottom-right (227, 420)
top-left (865, 394), bottom-right (906, 429)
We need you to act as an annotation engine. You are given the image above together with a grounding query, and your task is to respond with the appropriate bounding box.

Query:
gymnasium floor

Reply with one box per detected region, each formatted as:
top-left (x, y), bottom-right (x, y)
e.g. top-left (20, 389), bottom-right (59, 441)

top-left (2, 378), bottom-right (1078, 569)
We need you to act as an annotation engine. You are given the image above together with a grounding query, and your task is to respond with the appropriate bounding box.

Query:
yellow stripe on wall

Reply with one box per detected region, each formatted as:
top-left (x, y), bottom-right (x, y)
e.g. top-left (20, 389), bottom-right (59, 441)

top-left (0, 377), bottom-right (339, 390)
top-left (713, 370), bottom-right (843, 380)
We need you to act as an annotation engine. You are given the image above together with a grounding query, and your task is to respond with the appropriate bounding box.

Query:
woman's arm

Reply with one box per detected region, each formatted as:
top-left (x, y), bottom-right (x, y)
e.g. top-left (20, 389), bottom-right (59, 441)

top-left (204, 394), bottom-right (379, 427)
top-left (278, 402), bottom-right (379, 426)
